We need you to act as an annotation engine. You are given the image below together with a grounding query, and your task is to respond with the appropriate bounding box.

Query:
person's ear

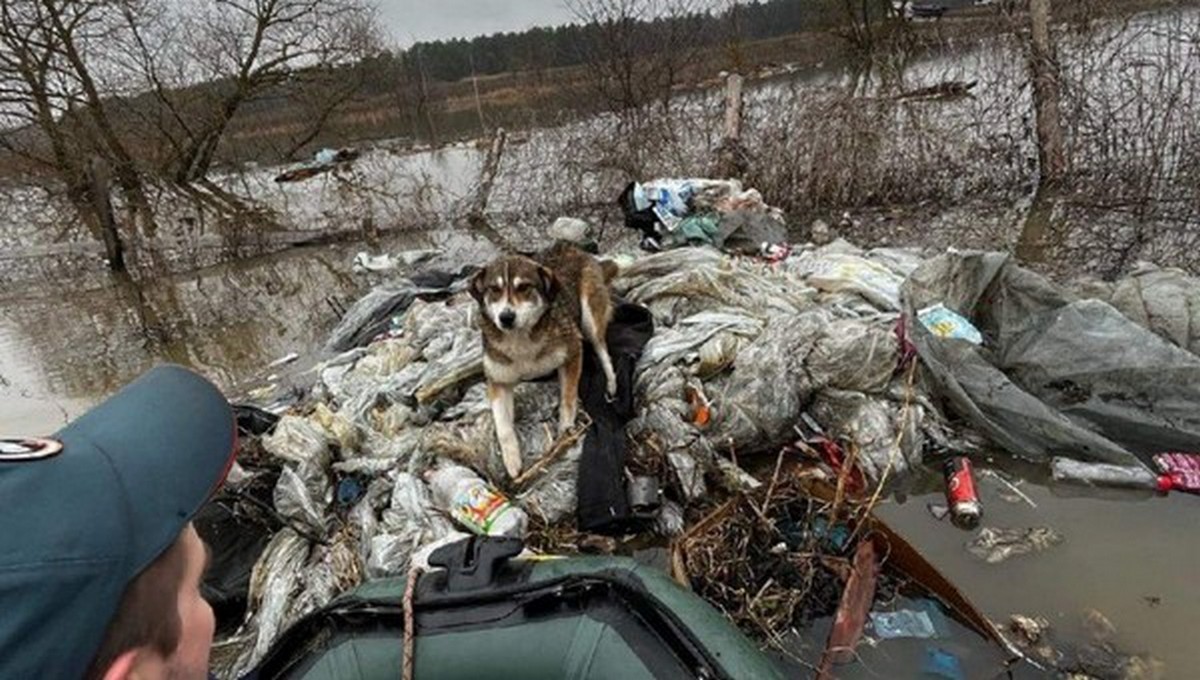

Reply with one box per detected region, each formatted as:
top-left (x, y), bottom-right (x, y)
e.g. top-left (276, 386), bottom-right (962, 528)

top-left (536, 265), bottom-right (559, 303)
top-left (100, 649), bottom-right (139, 680)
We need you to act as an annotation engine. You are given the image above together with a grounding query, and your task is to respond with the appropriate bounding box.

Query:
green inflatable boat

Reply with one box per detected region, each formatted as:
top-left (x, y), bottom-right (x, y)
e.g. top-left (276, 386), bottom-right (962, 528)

top-left (251, 536), bottom-right (787, 679)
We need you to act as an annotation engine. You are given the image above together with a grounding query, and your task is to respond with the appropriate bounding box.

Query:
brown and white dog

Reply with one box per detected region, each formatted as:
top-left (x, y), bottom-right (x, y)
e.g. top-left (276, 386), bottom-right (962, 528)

top-left (471, 241), bottom-right (618, 478)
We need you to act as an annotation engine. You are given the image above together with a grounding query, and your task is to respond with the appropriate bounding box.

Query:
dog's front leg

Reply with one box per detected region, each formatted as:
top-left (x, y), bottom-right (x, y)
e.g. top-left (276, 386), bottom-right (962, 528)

top-left (489, 382), bottom-right (522, 478)
top-left (558, 350), bottom-right (582, 434)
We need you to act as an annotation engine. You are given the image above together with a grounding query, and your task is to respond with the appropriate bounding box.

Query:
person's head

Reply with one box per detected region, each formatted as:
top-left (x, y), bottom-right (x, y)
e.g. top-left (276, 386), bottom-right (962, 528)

top-left (86, 524), bottom-right (215, 680)
top-left (0, 365), bottom-right (236, 679)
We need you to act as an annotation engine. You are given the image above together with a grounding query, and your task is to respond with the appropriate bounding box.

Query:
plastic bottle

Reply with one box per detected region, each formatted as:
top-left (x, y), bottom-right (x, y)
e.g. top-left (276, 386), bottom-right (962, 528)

top-left (427, 464), bottom-right (527, 537)
top-left (1050, 457), bottom-right (1165, 490)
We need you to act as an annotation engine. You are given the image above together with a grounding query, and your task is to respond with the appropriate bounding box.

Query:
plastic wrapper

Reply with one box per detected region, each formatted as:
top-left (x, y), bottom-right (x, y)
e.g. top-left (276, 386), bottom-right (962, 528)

top-left (918, 304), bottom-right (983, 344)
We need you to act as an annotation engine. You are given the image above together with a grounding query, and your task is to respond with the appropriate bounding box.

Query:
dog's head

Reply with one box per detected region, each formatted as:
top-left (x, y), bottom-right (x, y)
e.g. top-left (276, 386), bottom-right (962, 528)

top-left (470, 255), bottom-right (558, 332)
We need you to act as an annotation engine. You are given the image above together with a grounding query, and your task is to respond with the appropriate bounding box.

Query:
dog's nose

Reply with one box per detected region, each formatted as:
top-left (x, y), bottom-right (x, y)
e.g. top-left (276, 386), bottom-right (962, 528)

top-left (499, 310), bottom-right (516, 329)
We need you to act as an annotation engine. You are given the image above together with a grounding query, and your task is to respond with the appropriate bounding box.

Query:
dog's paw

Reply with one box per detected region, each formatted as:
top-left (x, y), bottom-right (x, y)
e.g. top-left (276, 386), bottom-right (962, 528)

top-left (605, 379), bottom-right (618, 403)
top-left (502, 445), bottom-right (523, 478)
top-left (558, 416), bottom-right (576, 436)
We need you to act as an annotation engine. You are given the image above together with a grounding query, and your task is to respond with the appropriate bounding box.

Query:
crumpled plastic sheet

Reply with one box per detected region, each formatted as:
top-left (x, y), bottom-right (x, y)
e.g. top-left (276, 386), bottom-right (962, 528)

top-left (615, 247), bottom-right (815, 325)
top-left (518, 440), bottom-right (584, 524)
top-left (273, 466), bottom-right (328, 534)
top-left (237, 529), bottom-right (310, 671)
top-left (348, 482), bottom-right (384, 566)
top-left (263, 416), bottom-right (333, 529)
top-left (810, 388), bottom-right (924, 483)
top-left (966, 526), bottom-right (1063, 564)
top-left (627, 274), bottom-right (913, 493)
top-left (656, 500), bottom-right (686, 536)
top-left (289, 535), bottom-right (360, 625)
top-left (324, 277), bottom-right (463, 352)
top-left (1107, 263), bottom-right (1200, 357)
top-left (808, 318), bottom-right (900, 393)
top-left (904, 250), bottom-right (1200, 465)
top-left (703, 312), bottom-right (827, 451)
top-left (309, 402), bottom-right (360, 451)
top-left (262, 415), bottom-right (331, 470)
top-left (637, 311), bottom-right (763, 373)
top-left (368, 472), bottom-right (456, 577)
top-left (866, 247), bottom-right (926, 278)
top-left (786, 250), bottom-right (906, 311)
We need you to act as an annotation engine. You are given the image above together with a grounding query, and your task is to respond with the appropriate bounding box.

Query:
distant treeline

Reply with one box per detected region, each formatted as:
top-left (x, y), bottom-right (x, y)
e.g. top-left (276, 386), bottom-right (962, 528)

top-left (364, 0), bottom-right (857, 87)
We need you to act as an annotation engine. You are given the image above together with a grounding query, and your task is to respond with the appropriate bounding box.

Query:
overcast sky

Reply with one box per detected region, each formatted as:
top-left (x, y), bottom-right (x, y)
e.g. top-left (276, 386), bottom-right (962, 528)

top-left (379, 0), bottom-right (578, 45)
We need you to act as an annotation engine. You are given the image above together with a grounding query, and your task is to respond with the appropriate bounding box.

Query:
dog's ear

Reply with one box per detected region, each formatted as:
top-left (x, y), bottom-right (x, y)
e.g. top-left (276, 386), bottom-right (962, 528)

top-left (469, 268), bottom-right (487, 303)
top-left (536, 265), bottom-right (559, 303)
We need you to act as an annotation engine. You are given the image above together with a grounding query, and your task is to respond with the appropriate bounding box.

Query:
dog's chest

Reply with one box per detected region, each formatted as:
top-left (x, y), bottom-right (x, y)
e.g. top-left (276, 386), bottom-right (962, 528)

top-left (483, 340), bottom-right (568, 384)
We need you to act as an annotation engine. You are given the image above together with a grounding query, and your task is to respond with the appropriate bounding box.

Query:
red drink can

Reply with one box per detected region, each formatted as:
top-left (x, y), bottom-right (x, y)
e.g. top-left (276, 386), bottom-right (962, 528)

top-left (943, 456), bottom-right (982, 530)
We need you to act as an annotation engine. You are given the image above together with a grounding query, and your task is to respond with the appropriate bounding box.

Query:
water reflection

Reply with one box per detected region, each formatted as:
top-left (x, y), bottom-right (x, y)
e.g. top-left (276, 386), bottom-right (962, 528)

top-left (0, 228), bottom-right (497, 432)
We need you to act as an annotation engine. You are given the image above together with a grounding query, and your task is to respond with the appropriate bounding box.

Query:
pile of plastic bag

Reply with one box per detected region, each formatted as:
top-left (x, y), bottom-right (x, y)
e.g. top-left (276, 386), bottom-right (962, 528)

top-left (213, 235), bottom-right (1200, 677)
top-left (619, 178), bottom-right (788, 254)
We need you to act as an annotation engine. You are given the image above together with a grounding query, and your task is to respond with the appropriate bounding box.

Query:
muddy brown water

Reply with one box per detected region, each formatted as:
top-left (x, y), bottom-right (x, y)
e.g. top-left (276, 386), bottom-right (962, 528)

top-left (3, 236), bottom-right (1197, 676)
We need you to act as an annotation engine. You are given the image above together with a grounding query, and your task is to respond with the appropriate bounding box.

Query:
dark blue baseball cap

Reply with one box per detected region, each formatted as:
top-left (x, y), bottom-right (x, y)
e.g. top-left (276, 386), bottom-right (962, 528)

top-left (0, 364), bottom-right (237, 679)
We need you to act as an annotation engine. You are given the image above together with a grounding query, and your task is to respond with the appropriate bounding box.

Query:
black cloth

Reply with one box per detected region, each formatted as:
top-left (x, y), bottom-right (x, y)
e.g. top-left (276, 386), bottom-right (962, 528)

top-left (577, 302), bottom-right (654, 534)
top-left (617, 181), bottom-right (661, 241)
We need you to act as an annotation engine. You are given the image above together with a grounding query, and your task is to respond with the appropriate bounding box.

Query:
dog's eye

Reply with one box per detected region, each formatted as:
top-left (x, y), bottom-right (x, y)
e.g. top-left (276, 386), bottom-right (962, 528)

top-left (487, 284), bottom-right (503, 294)
top-left (514, 282), bottom-right (532, 293)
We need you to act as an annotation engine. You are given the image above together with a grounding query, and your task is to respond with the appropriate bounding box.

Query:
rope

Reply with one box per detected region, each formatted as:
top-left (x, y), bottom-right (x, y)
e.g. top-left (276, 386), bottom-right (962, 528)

top-left (403, 564), bottom-right (424, 680)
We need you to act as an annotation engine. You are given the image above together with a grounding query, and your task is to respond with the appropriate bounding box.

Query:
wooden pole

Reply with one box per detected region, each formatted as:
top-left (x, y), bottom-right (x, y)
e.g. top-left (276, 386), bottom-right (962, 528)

top-left (711, 73), bottom-right (748, 178)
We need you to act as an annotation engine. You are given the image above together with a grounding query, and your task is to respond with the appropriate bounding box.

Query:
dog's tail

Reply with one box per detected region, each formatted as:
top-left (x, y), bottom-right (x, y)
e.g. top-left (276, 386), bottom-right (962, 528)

top-left (599, 259), bottom-right (620, 284)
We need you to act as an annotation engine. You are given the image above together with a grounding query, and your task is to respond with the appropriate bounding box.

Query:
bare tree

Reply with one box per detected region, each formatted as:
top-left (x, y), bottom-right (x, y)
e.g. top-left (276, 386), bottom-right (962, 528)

top-left (569, 0), bottom-right (711, 117)
top-left (133, 0), bottom-right (379, 184)
top-left (0, 0), bottom-right (151, 269)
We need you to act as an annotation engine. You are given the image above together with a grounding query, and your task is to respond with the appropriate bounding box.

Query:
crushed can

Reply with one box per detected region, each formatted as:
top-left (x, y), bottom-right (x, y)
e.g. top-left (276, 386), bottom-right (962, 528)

top-left (943, 456), bottom-right (982, 530)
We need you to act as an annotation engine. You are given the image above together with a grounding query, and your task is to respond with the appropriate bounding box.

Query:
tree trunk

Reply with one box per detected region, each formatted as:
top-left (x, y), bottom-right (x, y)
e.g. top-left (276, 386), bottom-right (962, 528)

top-left (466, 129), bottom-right (510, 249)
top-left (1029, 0), bottom-right (1067, 186)
top-left (1019, 0), bottom-right (1069, 263)
top-left (85, 156), bottom-right (125, 272)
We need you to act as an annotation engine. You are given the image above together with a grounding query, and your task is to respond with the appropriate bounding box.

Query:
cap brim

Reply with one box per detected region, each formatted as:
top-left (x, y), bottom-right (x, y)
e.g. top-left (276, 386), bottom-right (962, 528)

top-left (54, 364), bottom-right (237, 574)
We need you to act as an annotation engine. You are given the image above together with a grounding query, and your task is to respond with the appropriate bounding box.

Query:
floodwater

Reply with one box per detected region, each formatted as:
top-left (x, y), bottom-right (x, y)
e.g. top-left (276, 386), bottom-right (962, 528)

top-left (3, 235), bottom-right (1197, 675)
top-left (879, 461), bottom-right (1199, 676)
top-left (4, 7), bottom-right (1199, 675)
top-left (0, 229), bottom-right (496, 433)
